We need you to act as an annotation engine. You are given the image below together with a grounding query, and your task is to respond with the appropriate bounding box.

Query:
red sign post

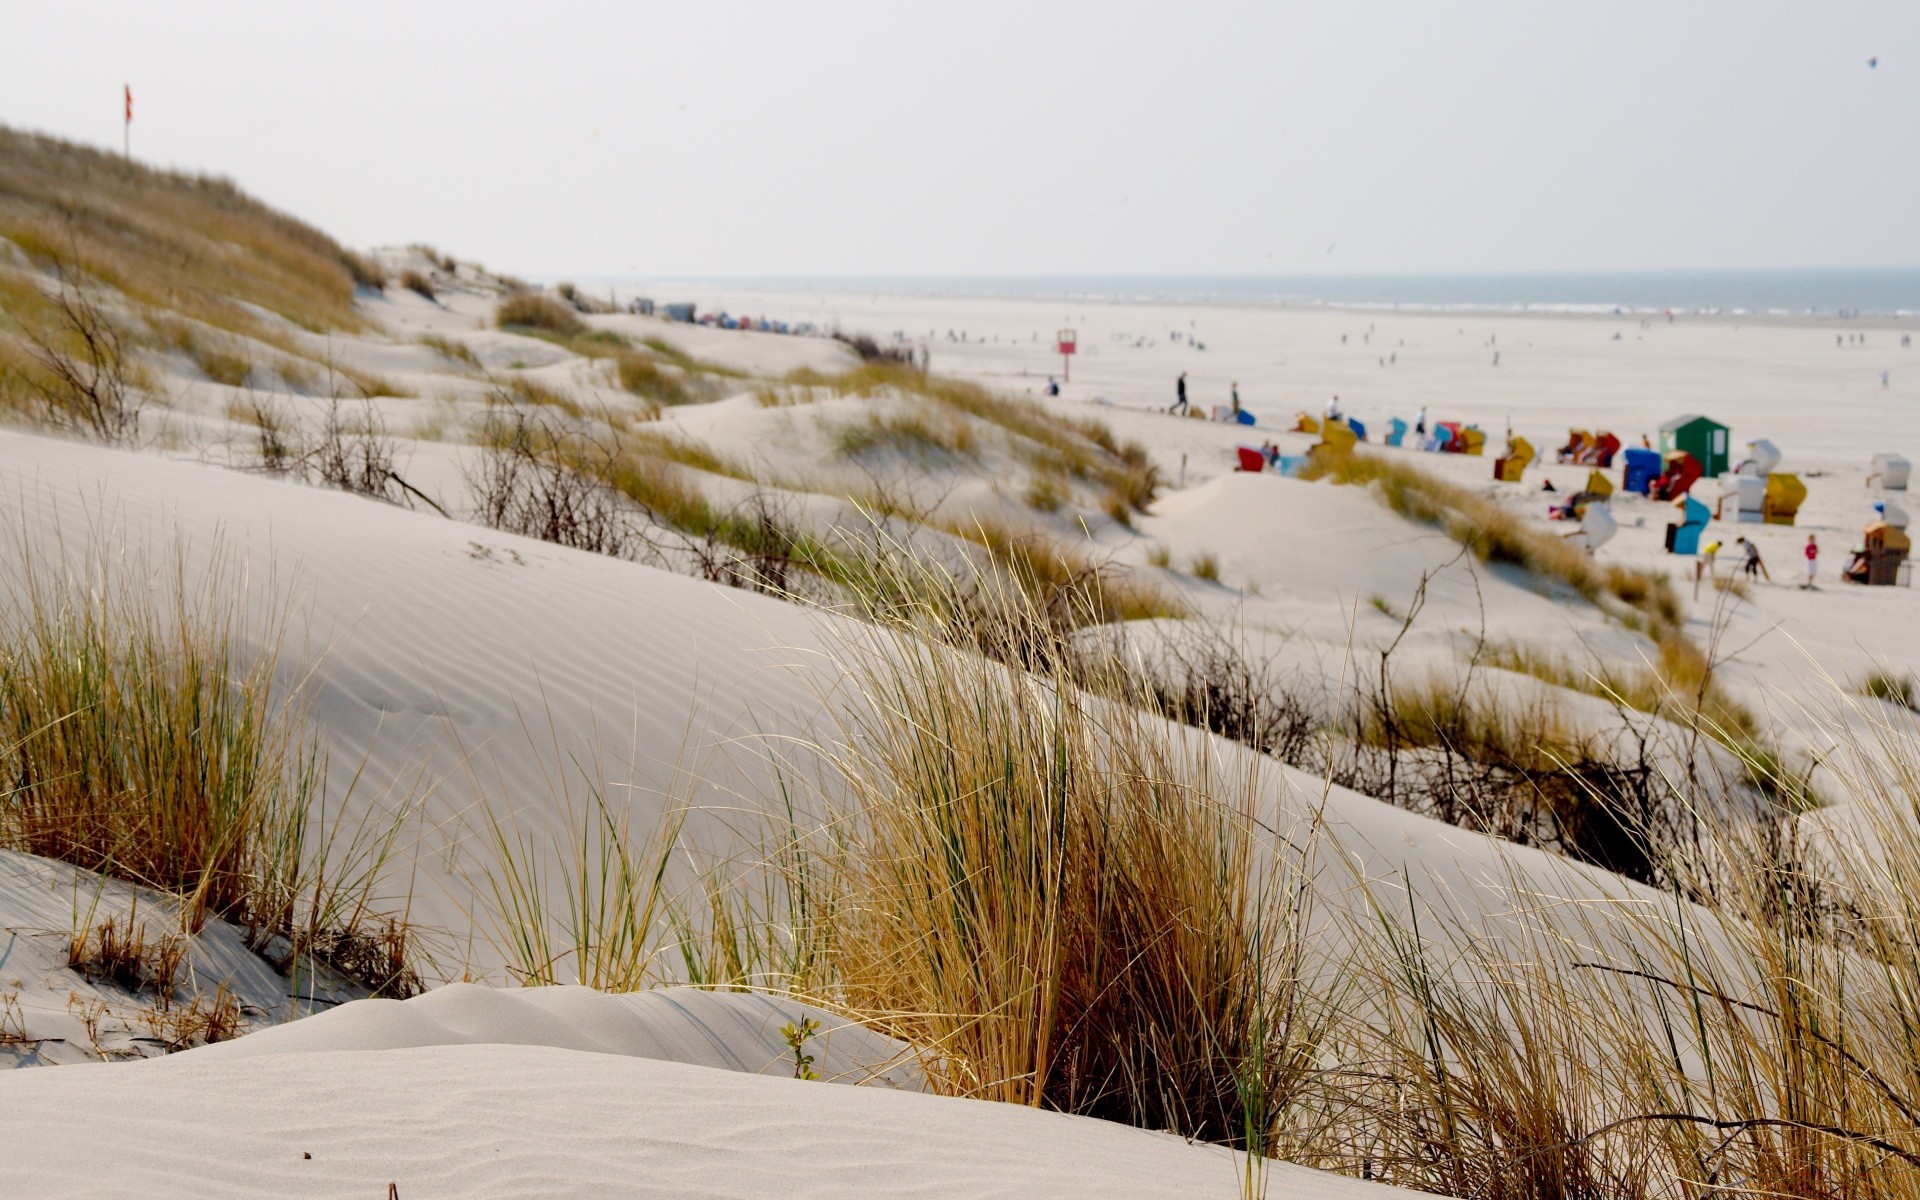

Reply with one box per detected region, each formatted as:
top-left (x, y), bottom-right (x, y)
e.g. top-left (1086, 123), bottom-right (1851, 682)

top-left (1056, 328), bottom-right (1077, 382)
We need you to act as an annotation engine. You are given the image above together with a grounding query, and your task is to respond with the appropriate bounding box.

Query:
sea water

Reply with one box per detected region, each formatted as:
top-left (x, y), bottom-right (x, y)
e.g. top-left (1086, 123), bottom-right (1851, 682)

top-left (616, 269), bottom-right (1920, 319)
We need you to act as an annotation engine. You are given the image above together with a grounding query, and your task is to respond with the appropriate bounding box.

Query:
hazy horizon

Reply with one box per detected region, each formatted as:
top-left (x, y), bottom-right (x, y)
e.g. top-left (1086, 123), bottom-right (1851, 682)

top-left (5, 2), bottom-right (1915, 279)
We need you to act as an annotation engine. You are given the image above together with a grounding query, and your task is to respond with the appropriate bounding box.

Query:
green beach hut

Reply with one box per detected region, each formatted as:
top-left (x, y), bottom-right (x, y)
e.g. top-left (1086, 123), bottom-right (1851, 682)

top-left (1658, 414), bottom-right (1730, 478)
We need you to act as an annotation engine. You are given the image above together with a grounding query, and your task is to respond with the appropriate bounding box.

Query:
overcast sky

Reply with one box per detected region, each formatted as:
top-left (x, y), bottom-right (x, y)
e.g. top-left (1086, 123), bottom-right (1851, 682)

top-left (4, 1), bottom-right (1916, 278)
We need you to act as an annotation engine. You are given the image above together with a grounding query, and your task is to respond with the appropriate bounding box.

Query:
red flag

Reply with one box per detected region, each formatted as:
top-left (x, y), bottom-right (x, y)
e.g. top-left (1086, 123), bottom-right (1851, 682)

top-left (124, 85), bottom-right (132, 123)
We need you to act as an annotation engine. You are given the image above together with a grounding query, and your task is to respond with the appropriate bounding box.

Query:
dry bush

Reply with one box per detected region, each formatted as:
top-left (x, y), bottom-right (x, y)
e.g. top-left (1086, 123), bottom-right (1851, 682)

top-left (0, 125), bottom-right (365, 336)
top-left (496, 291), bottom-right (585, 337)
top-left (2, 259), bottom-right (144, 441)
top-left (466, 407), bottom-right (640, 558)
top-left (0, 547), bottom-right (420, 993)
top-left (240, 397), bottom-right (299, 474)
top-left (1120, 624), bottom-right (1320, 766)
top-left (312, 399), bottom-right (406, 504)
top-left (1190, 552), bottom-right (1222, 582)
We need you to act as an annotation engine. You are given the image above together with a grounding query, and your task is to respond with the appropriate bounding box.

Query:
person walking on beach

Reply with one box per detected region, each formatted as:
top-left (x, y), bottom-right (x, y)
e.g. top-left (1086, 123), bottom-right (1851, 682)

top-left (1737, 536), bottom-right (1768, 580)
top-left (1172, 372), bottom-right (1189, 415)
top-left (1324, 394), bottom-right (1342, 422)
top-left (1229, 382), bottom-right (1241, 420)
top-left (1695, 539), bottom-right (1721, 599)
top-left (1802, 534), bottom-right (1819, 589)
top-left (1415, 406), bottom-right (1428, 437)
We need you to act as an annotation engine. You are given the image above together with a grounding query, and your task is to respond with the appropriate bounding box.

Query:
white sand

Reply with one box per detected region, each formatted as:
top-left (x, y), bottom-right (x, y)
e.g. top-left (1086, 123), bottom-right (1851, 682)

top-left (3, 261), bottom-right (1914, 1196)
top-left (0, 1041), bottom-right (1422, 1199)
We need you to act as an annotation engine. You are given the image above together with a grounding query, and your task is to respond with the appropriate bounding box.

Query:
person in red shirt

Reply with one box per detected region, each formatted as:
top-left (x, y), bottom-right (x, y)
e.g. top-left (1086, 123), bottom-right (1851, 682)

top-left (1802, 534), bottom-right (1819, 590)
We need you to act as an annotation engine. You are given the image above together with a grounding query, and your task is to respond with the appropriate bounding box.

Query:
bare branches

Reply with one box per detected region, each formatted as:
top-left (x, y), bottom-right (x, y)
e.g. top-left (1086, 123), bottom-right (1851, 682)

top-left (7, 259), bottom-right (142, 442)
top-left (465, 407), bottom-right (641, 558)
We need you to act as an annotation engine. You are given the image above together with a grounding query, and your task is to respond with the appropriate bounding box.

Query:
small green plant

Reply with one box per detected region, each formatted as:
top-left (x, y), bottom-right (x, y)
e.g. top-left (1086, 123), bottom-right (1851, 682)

top-left (1368, 593), bottom-right (1401, 620)
top-left (1190, 552), bottom-right (1221, 582)
top-left (782, 1016), bottom-right (821, 1081)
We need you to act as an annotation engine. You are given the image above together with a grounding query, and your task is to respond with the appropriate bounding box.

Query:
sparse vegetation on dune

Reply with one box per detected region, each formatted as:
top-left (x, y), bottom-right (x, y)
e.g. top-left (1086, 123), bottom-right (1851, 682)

top-left (0, 546), bottom-right (421, 997)
top-left (1304, 449), bottom-right (1781, 767)
top-left (418, 333), bottom-right (480, 368)
top-left (494, 554), bottom-right (1920, 1198)
top-left (0, 125), bottom-right (366, 336)
top-left (832, 406), bottom-right (979, 461)
top-left (1305, 449), bottom-right (1676, 627)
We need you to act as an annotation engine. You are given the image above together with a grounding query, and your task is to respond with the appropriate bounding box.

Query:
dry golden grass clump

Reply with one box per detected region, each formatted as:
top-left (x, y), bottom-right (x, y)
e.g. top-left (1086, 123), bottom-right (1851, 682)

top-left (495, 290), bottom-right (586, 337)
top-left (793, 620), bottom-right (1319, 1148)
top-left (615, 352), bottom-right (697, 406)
top-left (399, 268), bottom-right (437, 302)
top-left (0, 124), bottom-right (365, 336)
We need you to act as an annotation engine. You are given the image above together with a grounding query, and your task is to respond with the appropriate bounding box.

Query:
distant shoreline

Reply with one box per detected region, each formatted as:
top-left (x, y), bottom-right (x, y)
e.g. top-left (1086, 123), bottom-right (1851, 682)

top-left (561, 270), bottom-right (1920, 325)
